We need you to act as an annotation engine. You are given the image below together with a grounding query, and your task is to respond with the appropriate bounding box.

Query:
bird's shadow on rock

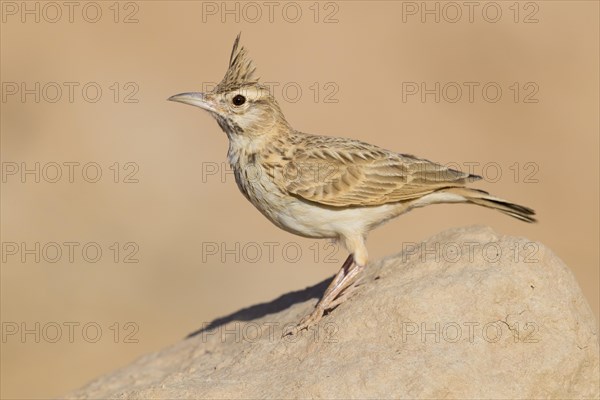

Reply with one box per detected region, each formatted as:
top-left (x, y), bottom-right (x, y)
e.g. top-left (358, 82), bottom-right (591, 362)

top-left (186, 276), bottom-right (331, 339)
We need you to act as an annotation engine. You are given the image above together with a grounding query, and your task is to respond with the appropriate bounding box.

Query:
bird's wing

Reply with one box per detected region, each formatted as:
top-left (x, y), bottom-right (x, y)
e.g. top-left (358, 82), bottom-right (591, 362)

top-left (276, 135), bottom-right (479, 207)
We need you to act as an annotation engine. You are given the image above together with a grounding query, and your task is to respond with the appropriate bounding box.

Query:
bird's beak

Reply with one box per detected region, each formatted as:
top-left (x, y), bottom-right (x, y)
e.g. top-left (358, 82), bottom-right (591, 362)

top-left (168, 92), bottom-right (217, 113)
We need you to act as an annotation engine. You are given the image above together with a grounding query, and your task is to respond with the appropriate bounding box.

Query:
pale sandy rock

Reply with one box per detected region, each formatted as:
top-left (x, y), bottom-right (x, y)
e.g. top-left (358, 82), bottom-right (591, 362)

top-left (68, 226), bottom-right (599, 399)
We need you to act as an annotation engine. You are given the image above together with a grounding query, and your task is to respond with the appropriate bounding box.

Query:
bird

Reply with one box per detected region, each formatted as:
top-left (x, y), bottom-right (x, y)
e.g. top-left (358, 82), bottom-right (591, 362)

top-left (168, 34), bottom-right (536, 335)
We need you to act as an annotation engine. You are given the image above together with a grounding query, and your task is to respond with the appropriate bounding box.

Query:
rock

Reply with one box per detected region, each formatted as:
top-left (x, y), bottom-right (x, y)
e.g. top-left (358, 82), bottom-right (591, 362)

top-left (68, 226), bottom-right (599, 399)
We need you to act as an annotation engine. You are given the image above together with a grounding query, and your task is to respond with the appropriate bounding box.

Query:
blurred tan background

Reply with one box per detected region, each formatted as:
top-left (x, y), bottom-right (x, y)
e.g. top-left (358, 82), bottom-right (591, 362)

top-left (1, 1), bottom-right (598, 398)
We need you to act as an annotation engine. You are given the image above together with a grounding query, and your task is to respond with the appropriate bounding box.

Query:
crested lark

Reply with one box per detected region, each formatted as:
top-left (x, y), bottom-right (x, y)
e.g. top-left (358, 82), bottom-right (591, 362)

top-left (169, 35), bottom-right (536, 335)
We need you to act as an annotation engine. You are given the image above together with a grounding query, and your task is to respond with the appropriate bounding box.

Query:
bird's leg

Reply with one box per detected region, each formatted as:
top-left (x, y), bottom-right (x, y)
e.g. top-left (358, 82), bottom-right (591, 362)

top-left (285, 254), bottom-right (364, 335)
top-left (318, 254), bottom-right (354, 301)
top-left (320, 261), bottom-right (365, 309)
top-left (327, 273), bottom-right (366, 309)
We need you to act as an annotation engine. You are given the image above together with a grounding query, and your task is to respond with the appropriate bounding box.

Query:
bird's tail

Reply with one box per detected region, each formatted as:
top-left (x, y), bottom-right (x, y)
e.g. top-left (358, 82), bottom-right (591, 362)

top-left (442, 187), bottom-right (537, 223)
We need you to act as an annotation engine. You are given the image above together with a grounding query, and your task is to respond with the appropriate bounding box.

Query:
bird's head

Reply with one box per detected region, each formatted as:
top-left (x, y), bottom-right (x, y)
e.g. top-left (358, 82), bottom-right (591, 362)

top-left (169, 34), bottom-right (289, 140)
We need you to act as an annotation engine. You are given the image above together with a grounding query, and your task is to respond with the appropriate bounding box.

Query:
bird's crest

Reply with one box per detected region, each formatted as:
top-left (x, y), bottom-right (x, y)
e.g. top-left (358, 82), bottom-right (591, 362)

top-left (215, 34), bottom-right (259, 93)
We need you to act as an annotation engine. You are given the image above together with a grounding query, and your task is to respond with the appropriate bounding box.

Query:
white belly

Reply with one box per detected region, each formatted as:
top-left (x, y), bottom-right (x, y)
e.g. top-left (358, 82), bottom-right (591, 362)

top-left (272, 198), bottom-right (404, 239)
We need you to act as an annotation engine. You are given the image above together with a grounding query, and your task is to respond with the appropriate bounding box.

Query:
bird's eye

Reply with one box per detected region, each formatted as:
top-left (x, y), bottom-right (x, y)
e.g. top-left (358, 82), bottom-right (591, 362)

top-left (232, 94), bottom-right (246, 106)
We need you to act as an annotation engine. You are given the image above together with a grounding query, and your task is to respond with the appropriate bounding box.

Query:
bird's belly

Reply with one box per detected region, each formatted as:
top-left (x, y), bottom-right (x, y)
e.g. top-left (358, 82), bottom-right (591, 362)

top-left (272, 199), bottom-right (404, 239)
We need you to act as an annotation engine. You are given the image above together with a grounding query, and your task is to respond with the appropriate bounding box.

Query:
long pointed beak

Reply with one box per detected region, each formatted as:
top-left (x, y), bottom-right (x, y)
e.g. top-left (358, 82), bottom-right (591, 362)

top-left (168, 92), bottom-right (216, 113)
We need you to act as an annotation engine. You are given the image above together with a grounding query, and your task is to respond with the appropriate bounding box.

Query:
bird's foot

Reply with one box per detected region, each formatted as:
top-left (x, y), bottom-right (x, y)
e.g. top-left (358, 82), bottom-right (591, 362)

top-left (283, 257), bottom-right (365, 337)
top-left (284, 306), bottom-right (325, 336)
top-left (283, 274), bottom-right (365, 337)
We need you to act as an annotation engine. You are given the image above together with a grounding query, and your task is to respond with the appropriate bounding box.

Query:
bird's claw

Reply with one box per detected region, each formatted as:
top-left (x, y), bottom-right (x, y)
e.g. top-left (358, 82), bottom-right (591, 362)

top-left (283, 307), bottom-right (325, 336)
